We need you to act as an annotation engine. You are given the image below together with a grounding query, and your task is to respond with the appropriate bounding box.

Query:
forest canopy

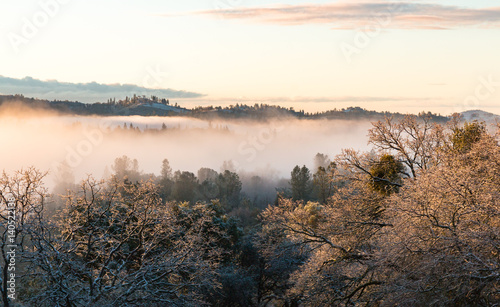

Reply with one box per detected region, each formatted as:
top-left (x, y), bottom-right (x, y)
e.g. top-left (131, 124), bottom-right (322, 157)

top-left (0, 114), bottom-right (499, 306)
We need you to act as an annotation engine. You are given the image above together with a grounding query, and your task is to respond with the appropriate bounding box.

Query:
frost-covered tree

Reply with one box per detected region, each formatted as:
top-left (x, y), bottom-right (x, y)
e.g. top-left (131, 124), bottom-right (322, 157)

top-left (368, 115), bottom-right (446, 178)
top-left (0, 168), bottom-right (47, 307)
top-left (260, 180), bottom-right (389, 306)
top-left (28, 178), bottom-right (229, 306)
top-left (381, 134), bottom-right (500, 306)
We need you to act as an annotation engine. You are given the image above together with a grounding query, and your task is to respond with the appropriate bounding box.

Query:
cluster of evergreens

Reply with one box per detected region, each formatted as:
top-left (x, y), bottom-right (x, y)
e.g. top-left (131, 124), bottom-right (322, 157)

top-left (0, 94), bottom-right (447, 121)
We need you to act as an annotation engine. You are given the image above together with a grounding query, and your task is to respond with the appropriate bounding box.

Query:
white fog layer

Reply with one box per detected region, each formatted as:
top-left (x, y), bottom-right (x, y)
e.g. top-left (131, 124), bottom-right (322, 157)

top-left (0, 113), bottom-right (372, 186)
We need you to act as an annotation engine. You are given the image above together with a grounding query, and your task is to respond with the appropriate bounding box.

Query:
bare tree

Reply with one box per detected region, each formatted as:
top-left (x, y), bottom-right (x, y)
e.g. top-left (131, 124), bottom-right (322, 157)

top-left (368, 115), bottom-right (446, 178)
top-left (28, 177), bottom-right (226, 306)
top-left (337, 149), bottom-right (405, 191)
top-left (0, 168), bottom-right (47, 307)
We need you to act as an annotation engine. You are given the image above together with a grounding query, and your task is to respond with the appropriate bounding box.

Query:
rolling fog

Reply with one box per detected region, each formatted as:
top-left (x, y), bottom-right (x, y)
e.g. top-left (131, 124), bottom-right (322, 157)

top-left (0, 105), bottom-right (373, 191)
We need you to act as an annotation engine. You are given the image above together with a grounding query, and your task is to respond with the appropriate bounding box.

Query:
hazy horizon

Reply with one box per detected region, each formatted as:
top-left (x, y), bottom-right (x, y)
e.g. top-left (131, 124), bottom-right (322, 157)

top-left (2, 1), bottom-right (500, 114)
top-left (0, 105), bottom-right (375, 187)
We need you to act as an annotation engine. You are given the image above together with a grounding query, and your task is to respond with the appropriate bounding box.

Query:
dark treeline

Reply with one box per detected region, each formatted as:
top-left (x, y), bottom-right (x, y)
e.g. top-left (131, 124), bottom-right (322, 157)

top-left (0, 114), bottom-right (499, 306)
top-left (0, 94), bottom-right (448, 121)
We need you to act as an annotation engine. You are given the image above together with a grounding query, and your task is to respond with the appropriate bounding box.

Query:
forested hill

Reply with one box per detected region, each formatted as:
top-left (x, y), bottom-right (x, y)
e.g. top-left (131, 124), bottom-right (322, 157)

top-left (0, 94), bottom-right (450, 121)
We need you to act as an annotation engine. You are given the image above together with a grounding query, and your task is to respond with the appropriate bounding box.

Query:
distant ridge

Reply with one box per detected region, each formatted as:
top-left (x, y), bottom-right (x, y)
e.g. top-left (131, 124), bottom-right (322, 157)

top-left (0, 94), bottom-right (449, 122)
top-left (460, 110), bottom-right (500, 124)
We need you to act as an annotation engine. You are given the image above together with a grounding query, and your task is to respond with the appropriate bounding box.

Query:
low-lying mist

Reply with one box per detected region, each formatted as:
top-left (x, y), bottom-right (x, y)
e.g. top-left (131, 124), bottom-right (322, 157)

top-left (0, 104), bottom-right (373, 193)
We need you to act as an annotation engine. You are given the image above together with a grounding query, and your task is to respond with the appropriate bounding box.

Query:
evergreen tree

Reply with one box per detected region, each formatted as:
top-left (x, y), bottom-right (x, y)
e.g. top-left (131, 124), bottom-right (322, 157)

top-left (290, 165), bottom-right (312, 201)
top-left (451, 121), bottom-right (486, 154)
top-left (312, 162), bottom-right (337, 203)
top-left (369, 154), bottom-right (404, 196)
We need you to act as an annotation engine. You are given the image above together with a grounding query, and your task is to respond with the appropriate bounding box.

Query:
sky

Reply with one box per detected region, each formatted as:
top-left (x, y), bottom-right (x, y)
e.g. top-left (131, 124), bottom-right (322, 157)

top-left (1, 0), bottom-right (500, 115)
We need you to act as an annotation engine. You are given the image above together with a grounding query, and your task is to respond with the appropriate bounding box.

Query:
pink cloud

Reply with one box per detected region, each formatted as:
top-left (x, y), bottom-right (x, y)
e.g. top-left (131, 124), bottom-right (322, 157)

top-left (189, 2), bottom-right (500, 30)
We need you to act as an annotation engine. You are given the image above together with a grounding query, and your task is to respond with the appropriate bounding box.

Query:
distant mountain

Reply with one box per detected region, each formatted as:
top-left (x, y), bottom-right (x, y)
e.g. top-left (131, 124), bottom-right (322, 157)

top-left (460, 110), bottom-right (500, 124)
top-left (0, 94), bottom-right (450, 122)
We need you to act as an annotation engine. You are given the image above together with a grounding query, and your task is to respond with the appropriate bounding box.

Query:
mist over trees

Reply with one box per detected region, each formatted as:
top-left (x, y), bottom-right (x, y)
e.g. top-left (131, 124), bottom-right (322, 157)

top-left (1, 114), bottom-right (499, 306)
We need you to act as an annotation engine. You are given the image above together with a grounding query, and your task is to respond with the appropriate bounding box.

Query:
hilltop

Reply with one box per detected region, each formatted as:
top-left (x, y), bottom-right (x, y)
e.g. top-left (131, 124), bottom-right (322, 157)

top-left (460, 109), bottom-right (500, 125)
top-left (0, 94), bottom-right (476, 122)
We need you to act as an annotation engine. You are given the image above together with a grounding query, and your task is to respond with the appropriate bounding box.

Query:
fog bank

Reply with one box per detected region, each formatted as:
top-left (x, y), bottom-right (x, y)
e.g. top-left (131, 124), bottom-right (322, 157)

top-left (0, 111), bottom-right (372, 188)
